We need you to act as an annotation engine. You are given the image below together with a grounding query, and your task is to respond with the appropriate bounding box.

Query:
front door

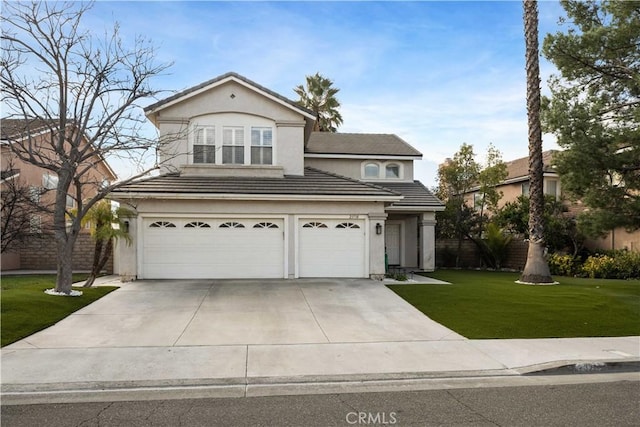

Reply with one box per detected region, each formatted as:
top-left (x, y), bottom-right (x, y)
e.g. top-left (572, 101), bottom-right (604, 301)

top-left (385, 223), bottom-right (401, 265)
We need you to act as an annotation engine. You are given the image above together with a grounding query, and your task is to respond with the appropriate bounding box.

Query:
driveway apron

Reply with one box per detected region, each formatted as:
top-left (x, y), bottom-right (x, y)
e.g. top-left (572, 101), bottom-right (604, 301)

top-left (9, 279), bottom-right (462, 349)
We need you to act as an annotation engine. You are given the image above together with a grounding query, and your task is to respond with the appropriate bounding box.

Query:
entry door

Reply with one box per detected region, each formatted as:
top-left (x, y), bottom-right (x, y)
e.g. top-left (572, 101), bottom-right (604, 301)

top-left (385, 223), bottom-right (401, 265)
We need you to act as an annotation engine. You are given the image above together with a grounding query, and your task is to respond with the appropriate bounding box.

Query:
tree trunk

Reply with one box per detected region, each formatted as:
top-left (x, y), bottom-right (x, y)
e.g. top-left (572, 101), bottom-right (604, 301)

top-left (520, 0), bottom-right (554, 284)
top-left (53, 169), bottom-right (79, 294)
top-left (54, 230), bottom-right (77, 294)
top-left (84, 238), bottom-right (113, 287)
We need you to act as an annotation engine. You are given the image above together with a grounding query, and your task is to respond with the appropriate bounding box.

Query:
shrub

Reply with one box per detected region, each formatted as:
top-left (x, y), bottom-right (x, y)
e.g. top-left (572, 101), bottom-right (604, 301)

top-left (548, 253), bottom-right (581, 277)
top-left (581, 250), bottom-right (640, 279)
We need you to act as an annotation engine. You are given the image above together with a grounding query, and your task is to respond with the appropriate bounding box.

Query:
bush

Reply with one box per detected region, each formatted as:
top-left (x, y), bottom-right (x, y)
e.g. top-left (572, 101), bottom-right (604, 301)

top-left (548, 253), bottom-right (581, 277)
top-left (581, 250), bottom-right (640, 279)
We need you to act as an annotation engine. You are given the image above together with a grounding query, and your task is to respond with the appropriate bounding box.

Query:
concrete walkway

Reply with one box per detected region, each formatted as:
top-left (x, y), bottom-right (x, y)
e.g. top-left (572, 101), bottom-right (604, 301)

top-left (1, 277), bottom-right (638, 404)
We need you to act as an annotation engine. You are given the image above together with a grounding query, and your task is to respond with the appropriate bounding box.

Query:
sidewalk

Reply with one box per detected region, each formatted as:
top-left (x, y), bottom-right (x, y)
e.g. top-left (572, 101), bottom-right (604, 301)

top-left (3, 336), bottom-right (638, 404)
top-left (1, 276), bottom-right (638, 404)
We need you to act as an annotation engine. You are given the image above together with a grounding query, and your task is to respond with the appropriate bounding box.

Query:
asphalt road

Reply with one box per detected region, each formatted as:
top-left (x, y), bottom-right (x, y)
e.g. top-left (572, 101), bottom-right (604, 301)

top-left (2, 381), bottom-right (639, 427)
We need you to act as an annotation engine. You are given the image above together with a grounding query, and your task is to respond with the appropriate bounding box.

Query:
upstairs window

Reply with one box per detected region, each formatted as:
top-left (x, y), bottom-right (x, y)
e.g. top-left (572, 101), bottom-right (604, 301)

top-left (521, 182), bottom-right (530, 196)
top-left (364, 163), bottom-right (380, 179)
top-left (193, 126), bottom-right (215, 164)
top-left (223, 127), bottom-right (244, 164)
top-left (251, 127), bottom-right (273, 165)
top-left (385, 164), bottom-right (400, 178)
top-left (42, 172), bottom-right (58, 189)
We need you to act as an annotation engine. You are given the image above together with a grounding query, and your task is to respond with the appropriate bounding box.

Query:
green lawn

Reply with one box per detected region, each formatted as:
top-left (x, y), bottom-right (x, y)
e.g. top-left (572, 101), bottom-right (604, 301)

top-left (1, 275), bottom-right (118, 347)
top-left (389, 270), bottom-right (640, 339)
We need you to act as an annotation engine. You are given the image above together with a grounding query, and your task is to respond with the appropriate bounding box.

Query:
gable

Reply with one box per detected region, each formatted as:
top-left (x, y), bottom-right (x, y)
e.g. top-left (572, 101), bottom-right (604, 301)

top-left (145, 73), bottom-right (315, 126)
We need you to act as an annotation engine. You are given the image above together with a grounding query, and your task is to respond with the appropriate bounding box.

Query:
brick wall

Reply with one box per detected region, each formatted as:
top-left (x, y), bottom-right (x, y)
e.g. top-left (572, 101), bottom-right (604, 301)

top-left (16, 233), bottom-right (114, 272)
top-left (436, 238), bottom-right (529, 270)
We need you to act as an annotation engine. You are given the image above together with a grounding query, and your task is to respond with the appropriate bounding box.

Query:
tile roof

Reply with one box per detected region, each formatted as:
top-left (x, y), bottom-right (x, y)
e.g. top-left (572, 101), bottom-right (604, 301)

top-left (505, 150), bottom-right (558, 181)
top-left (144, 72), bottom-right (315, 117)
top-left (111, 167), bottom-right (401, 199)
top-left (381, 181), bottom-right (444, 209)
top-left (1, 118), bottom-right (59, 139)
top-left (305, 133), bottom-right (422, 157)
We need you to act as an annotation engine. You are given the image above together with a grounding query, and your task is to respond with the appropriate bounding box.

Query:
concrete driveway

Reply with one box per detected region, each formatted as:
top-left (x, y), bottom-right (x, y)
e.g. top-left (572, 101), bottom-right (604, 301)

top-left (11, 279), bottom-right (463, 349)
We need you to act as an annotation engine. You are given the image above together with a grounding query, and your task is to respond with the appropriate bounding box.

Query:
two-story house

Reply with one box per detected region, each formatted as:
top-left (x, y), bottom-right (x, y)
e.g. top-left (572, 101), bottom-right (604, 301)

top-left (111, 72), bottom-right (443, 280)
top-left (464, 150), bottom-right (639, 252)
top-left (1, 118), bottom-right (117, 270)
top-left (464, 150), bottom-right (561, 212)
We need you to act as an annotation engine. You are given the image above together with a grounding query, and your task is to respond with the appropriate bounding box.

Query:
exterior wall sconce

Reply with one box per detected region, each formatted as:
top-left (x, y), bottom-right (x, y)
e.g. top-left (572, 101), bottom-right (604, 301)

top-left (123, 220), bottom-right (130, 233)
top-left (376, 223), bottom-right (382, 235)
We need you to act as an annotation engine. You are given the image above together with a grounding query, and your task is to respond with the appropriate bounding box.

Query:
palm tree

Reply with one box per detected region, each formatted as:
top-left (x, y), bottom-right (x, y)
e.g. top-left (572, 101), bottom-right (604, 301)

top-left (81, 200), bottom-right (132, 287)
top-left (294, 72), bottom-right (343, 132)
top-left (520, 0), bottom-right (554, 284)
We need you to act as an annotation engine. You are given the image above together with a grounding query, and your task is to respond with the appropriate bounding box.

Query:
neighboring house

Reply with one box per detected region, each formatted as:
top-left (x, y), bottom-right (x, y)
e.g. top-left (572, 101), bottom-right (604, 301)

top-left (111, 72), bottom-right (443, 280)
top-left (464, 150), bottom-right (639, 252)
top-left (0, 118), bottom-right (117, 270)
top-left (465, 150), bottom-right (562, 211)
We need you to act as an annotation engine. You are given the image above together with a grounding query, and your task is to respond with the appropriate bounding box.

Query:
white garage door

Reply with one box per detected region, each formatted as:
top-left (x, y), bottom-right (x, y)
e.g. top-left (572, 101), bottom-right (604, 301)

top-left (141, 218), bottom-right (285, 279)
top-left (298, 219), bottom-right (367, 278)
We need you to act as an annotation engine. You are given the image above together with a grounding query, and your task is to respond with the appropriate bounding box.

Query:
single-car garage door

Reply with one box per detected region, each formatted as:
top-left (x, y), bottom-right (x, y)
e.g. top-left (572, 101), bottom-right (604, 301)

top-left (298, 219), bottom-right (367, 278)
top-left (141, 218), bottom-right (285, 279)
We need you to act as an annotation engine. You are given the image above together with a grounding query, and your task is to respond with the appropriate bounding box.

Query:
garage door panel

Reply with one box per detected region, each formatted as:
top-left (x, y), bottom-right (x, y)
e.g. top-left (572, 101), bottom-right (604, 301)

top-left (142, 218), bottom-right (284, 279)
top-left (298, 219), bottom-right (366, 278)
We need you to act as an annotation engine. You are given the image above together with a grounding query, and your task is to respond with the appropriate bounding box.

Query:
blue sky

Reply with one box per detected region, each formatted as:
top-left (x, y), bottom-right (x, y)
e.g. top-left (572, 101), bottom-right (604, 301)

top-left (87, 0), bottom-right (568, 185)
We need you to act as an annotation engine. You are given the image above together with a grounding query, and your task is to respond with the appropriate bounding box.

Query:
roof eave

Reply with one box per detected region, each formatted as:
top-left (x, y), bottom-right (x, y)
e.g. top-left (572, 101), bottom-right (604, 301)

top-left (304, 153), bottom-right (422, 160)
top-left (109, 192), bottom-right (403, 203)
top-left (386, 205), bottom-right (445, 212)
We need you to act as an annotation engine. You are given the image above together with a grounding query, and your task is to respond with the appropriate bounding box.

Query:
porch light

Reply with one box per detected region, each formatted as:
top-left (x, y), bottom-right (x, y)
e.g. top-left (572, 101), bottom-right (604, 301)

top-left (376, 223), bottom-right (382, 235)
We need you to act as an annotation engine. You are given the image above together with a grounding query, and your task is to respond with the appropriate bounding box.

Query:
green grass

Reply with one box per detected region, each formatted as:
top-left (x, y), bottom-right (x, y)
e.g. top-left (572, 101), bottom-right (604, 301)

top-left (389, 270), bottom-right (640, 339)
top-left (1, 274), bottom-right (118, 347)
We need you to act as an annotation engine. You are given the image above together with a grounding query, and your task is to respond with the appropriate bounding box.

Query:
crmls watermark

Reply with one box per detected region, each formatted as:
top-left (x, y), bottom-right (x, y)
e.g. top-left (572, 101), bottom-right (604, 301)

top-left (345, 412), bottom-right (398, 425)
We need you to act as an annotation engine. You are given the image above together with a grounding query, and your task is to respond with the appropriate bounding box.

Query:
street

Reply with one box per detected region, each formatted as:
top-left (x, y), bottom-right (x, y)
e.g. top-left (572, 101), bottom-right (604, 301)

top-left (2, 380), bottom-right (639, 426)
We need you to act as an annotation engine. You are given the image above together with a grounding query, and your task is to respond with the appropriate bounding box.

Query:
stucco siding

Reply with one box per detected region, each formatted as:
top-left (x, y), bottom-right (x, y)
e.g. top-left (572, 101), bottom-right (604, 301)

top-left (153, 81), bottom-right (306, 175)
top-left (304, 157), bottom-right (414, 181)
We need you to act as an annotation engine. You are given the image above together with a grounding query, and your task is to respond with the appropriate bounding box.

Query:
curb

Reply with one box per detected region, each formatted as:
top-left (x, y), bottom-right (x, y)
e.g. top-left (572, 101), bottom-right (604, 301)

top-left (2, 361), bottom-right (638, 405)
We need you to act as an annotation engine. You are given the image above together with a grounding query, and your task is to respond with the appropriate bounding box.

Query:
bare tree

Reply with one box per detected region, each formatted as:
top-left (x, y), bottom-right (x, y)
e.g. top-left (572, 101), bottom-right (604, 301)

top-left (0, 163), bottom-right (40, 253)
top-left (520, 0), bottom-right (553, 284)
top-left (1, 1), bottom-right (173, 293)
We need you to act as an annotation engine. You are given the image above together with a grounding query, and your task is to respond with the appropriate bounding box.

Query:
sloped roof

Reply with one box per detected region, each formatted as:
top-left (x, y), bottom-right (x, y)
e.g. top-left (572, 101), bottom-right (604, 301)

top-left (382, 181), bottom-right (444, 209)
top-left (0, 168), bottom-right (19, 182)
top-left (111, 167), bottom-right (401, 199)
top-left (505, 150), bottom-right (558, 181)
top-left (144, 72), bottom-right (315, 118)
top-left (1, 118), bottom-right (117, 180)
top-left (1, 118), bottom-right (58, 139)
top-left (305, 133), bottom-right (422, 157)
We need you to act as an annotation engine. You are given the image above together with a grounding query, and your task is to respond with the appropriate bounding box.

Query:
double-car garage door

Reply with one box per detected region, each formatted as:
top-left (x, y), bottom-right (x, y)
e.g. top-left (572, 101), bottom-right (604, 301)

top-left (141, 217), bottom-right (366, 279)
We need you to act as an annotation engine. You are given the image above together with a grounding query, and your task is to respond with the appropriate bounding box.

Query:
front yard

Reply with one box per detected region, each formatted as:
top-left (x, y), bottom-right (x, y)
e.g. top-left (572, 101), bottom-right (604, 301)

top-left (1, 275), bottom-right (118, 347)
top-left (389, 270), bottom-right (640, 339)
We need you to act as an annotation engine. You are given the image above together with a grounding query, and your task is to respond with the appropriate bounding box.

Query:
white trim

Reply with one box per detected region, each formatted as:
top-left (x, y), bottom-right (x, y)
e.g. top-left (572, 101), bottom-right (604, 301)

top-left (137, 213), bottom-right (288, 279)
top-left (359, 160), bottom-right (405, 181)
top-left (386, 205), bottom-right (445, 212)
top-left (146, 75), bottom-right (316, 121)
top-left (0, 171), bottom-right (20, 183)
top-left (293, 214), bottom-right (369, 278)
top-left (305, 153), bottom-right (422, 160)
top-left (113, 192), bottom-right (403, 203)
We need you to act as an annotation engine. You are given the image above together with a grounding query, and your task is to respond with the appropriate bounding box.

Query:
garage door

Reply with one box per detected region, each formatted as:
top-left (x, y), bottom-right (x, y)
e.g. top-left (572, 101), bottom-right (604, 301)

top-left (141, 218), bottom-right (285, 279)
top-left (298, 219), bottom-right (367, 278)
